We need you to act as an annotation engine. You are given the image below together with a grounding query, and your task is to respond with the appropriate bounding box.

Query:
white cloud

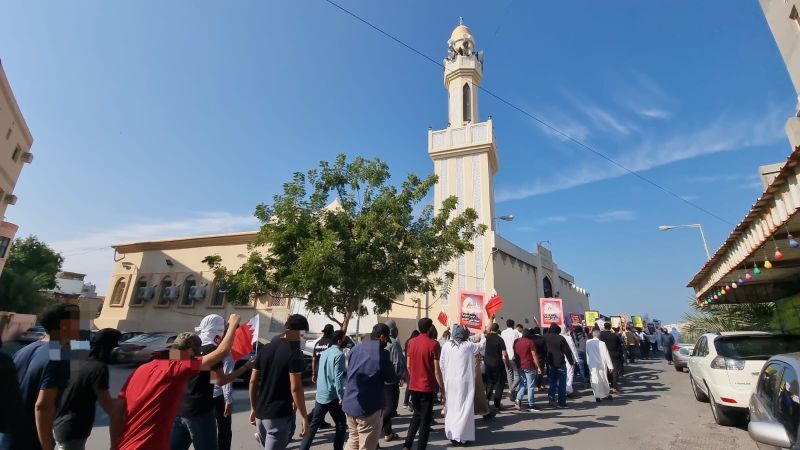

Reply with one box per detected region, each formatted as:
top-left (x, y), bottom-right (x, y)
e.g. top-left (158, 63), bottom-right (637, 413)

top-left (592, 210), bottom-right (637, 222)
top-left (637, 108), bottom-right (671, 119)
top-left (584, 104), bottom-right (636, 135)
top-left (534, 111), bottom-right (590, 142)
top-left (52, 212), bottom-right (259, 294)
top-left (496, 106), bottom-right (785, 202)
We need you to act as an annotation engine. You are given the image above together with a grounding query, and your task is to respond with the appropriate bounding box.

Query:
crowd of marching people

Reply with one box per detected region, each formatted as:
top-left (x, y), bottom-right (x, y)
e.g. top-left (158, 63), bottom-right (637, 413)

top-left (0, 304), bottom-right (679, 450)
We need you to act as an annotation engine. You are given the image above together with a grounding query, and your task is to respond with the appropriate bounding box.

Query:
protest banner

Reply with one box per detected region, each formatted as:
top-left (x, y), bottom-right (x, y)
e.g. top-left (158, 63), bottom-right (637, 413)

top-left (585, 310), bottom-right (600, 325)
top-left (539, 298), bottom-right (564, 327)
top-left (459, 291), bottom-right (485, 332)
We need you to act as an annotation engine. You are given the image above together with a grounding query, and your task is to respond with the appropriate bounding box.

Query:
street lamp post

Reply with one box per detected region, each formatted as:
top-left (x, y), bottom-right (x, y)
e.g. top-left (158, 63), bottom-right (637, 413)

top-left (493, 214), bottom-right (514, 229)
top-left (658, 224), bottom-right (711, 260)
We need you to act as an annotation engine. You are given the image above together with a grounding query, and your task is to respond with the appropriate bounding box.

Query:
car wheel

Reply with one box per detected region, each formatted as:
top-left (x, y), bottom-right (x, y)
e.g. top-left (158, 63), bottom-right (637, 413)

top-left (708, 387), bottom-right (737, 427)
top-left (675, 364), bottom-right (684, 372)
top-left (690, 373), bottom-right (709, 402)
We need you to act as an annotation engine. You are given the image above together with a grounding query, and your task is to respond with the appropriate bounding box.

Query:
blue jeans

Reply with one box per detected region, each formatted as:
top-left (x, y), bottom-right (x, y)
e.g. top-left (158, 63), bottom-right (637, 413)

top-left (256, 415), bottom-right (294, 450)
top-left (171, 410), bottom-right (219, 450)
top-left (299, 401), bottom-right (346, 450)
top-left (515, 368), bottom-right (537, 406)
top-left (548, 366), bottom-right (568, 407)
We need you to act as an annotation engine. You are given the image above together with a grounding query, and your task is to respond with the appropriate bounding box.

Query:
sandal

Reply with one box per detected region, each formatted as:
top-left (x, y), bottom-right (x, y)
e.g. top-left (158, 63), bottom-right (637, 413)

top-left (384, 433), bottom-right (400, 442)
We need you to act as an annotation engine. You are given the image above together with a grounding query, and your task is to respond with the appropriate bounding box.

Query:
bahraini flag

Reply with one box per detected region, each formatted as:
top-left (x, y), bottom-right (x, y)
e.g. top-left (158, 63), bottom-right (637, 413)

top-left (231, 314), bottom-right (259, 361)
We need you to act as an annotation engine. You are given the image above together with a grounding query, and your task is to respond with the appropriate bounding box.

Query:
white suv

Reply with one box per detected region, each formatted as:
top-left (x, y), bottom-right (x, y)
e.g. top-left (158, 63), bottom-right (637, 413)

top-left (688, 332), bottom-right (800, 426)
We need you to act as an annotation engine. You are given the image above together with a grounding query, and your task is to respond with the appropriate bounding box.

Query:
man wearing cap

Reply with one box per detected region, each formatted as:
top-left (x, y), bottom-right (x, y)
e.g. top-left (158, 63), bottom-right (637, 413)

top-left (249, 314), bottom-right (312, 450)
top-left (342, 323), bottom-right (398, 450)
top-left (113, 314), bottom-right (241, 450)
top-left (171, 314), bottom-right (254, 450)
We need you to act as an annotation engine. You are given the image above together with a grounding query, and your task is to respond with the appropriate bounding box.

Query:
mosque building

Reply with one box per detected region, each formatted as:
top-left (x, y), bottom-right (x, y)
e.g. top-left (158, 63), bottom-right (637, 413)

top-left (95, 22), bottom-right (590, 338)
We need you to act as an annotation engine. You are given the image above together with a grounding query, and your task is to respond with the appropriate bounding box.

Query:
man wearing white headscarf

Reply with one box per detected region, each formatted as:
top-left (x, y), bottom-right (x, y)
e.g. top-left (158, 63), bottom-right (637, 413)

top-left (197, 316), bottom-right (236, 450)
top-left (586, 329), bottom-right (614, 402)
top-left (171, 314), bottom-right (253, 450)
top-left (563, 330), bottom-right (580, 395)
top-left (440, 324), bottom-right (485, 446)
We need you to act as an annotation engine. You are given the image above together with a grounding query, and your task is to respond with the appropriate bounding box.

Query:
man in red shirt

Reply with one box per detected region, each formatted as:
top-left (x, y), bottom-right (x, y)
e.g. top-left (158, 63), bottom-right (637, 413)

top-left (403, 318), bottom-right (444, 450)
top-left (112, 314), bottom-right (241, 450)
top-left (513, 328), bottom-right (542, 411)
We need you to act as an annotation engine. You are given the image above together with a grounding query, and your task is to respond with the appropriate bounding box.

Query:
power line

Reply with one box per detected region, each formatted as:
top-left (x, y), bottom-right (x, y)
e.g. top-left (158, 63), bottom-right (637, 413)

top-left (322, 0), bottom-right (735, 227)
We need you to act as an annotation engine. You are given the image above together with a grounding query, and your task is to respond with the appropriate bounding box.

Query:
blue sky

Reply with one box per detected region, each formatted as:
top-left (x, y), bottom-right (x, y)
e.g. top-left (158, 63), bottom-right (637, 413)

top-left (0, 1), bottom-right (792, 323)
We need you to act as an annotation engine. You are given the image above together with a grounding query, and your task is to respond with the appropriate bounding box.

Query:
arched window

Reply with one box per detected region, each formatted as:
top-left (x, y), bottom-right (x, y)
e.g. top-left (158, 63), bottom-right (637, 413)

top-left (210, 280), bottom-right (226, 307)
top-left (462, 83), bottom-right (472, 123)
top-left (110, 278), bottom-right (127, 306)
top-left (543, 276), bottom-right (554, 298)
top-left (157, 277), bottom-right (172, 306)
top-left (131, 277), bottom-right (148, 306)
top-left (180, 276), bottom-right (197, 307)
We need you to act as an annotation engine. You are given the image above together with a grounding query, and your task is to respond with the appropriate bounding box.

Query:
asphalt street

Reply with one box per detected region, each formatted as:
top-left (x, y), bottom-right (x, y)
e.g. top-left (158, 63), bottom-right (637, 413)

top-left (85, 357), bottom-right (757, 450)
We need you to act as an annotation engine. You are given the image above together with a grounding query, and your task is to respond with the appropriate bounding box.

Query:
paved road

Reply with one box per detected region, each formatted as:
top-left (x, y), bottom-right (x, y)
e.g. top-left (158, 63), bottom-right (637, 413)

top-left (86, 357), bottom-right (757, 450)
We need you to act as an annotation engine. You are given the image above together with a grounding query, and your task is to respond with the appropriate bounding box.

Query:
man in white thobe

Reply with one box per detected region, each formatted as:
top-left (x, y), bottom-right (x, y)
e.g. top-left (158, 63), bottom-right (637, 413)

top-left (563, 331), bottom-right (580, 395)
top-left (586, 329), bottom-right (614, 402)
top-left (440, 324), bottom-right (484, 446)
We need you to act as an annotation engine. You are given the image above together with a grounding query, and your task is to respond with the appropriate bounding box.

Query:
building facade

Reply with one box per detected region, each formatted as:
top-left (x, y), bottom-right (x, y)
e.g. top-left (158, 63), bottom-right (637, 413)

top-left (687, 3), bottom-right (800, 333)
top-left (95, 23), bottom-right (590, 338)
top-left (0, 61), bottom-right (34, 274)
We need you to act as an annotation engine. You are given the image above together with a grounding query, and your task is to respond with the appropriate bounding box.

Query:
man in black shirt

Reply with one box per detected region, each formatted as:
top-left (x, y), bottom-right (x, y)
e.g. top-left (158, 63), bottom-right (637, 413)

top-left (54, 328), bottom-right (121, 450)
top-left (599, 322), bottom-right (623, 394)
top-left (0, 314), bottom-right (23, 448)
top-left (543, 323), bottom-right (576, 408)
top-left (483, 323), bottom-right (509, 410)
top-left (249, 314), bottom-right (310, 450)
top-left (530, 328), bottom-right (547, 391)
top-left (171, 315), bottom-right (253, 450)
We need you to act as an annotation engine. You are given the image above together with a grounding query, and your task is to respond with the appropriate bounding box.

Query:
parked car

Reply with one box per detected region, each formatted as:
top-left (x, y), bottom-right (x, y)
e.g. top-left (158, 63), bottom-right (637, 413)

top-left (748, 352), bottom-right (800, 449)
top-left (17, 326), bottom-right (46, 343)
top-left (113, 332), bottom-right (178, 364)
top-left (688, 332), bottom-right (800, 426)
top-left (232, 341), bottom-right (313, 385)
top-left (672, 343), bottom-right (695, 372)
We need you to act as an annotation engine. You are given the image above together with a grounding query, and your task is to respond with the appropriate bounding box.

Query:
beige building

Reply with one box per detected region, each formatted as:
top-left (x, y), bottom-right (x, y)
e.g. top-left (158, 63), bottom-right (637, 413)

top-left (0, 61), bottom-right (34, 274)
top-left (95, 22), bottom-right (590, 338)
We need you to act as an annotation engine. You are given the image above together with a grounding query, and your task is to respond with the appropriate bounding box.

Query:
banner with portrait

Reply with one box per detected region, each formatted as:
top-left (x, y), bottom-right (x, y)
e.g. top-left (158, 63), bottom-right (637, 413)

top-left (459, 291), bottom-right (485, 332)
top-left (584, 310), bottom-right (599, 326)
top-left (632, 316), bottom-right (644, 329)
top-left (610, 316), bottom-right (622, 329)
top-left (539, 298), bottom-right (564, 327)
top-left (568, 313), bottom-right (582, 327)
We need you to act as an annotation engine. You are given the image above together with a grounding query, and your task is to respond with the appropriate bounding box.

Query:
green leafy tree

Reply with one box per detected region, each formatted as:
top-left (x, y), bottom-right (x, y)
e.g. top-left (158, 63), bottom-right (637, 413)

top-left (6, 236), bottom-right (64, 290)
top-left (681, 301), bottom-right (777, 343)
top-left (0, 236), bottom-right (63, 314)
top-left (206, 154), bottom-right (486, 330)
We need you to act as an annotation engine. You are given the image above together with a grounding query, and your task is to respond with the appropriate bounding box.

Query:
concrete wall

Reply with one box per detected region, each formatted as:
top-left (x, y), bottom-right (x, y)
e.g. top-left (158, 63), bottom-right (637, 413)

top-left (0, 63), bottom-right (33, 221)
top-left (761, 0), bottom-right (800, 97)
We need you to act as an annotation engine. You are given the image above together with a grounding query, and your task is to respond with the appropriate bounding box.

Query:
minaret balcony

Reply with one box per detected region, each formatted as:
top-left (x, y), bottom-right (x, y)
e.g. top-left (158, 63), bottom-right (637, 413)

top-left (428, 119), bottom-right (495, 154)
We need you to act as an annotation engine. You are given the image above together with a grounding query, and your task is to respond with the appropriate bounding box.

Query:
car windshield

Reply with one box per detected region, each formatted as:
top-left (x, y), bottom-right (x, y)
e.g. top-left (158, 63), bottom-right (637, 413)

top-left (715, 335), bottom-right (800, 360)
top-left (27, 327), bottom-right (45, 333)
top-left (124, 333), bottom-right (170, 344)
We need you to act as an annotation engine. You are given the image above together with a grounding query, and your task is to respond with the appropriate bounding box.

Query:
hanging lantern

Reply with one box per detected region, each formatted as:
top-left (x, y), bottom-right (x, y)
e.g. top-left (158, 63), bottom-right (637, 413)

top-left (725, 285), bottom-right (732, 292)
top-left (764, 259), bottom-right (773, 269)
top-left (745, 272), bottom-right (754, 281)
top-left (775, 250), bottom-right (784, 261)
top-left (713, 294), bottom-right (719, 300)
top-left (754, 266), bottom-right (762, 275)
top-left (791, 236), bottom-right (800, 248)
top-left (732, 282), bottom-right (738, 289)
top-left (738, 277), bottom-right (744, 284)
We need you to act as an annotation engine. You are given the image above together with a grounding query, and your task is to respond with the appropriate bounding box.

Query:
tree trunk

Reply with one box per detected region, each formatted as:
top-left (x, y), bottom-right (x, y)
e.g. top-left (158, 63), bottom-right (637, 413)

top-left (341, 309), bottom-right (353, 333)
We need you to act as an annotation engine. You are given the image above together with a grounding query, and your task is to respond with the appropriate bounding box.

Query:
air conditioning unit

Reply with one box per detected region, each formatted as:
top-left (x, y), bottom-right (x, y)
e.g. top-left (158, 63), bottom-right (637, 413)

top-left (164, 286), bottom-right (181, 300)
top-left (137, 286), bottom-right (155, 300)
top-left (21, 152), bottom-right (33, 164)
top-left (188, 285), bottom-right (206, 300)
top-left (4, 194), bottom-right (17, 205)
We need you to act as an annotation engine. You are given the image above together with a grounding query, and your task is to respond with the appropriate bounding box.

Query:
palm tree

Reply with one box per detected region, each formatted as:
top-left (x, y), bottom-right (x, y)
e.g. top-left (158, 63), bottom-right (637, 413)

top-left (681, 301), bottom-right (776, 344)
top-left (0, 268), bottom-right (52, 314)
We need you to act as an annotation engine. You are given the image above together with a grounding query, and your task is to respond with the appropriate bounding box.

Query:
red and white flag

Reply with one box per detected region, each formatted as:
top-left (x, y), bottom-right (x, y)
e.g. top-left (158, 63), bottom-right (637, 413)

top-left (437, 310), bottom-right (448, 327)
top-left (485, 289), bottom-right (504, 318)
top-left (231, 315), bottom-right (259, 361)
